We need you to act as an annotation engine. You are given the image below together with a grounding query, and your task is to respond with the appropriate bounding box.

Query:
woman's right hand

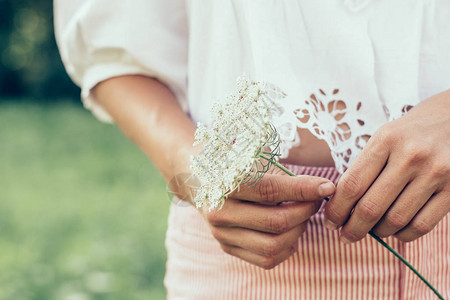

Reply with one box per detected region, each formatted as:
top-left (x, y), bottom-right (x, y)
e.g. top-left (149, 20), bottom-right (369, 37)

top-left (199, 169), bottom-right (336, 269)
top-left (92, 76), bottom-right (336, 269)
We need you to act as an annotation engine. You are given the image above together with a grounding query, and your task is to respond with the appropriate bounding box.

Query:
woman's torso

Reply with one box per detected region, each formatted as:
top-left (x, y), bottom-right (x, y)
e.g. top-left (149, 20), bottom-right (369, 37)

top-left (185, 0), bottom-right (450, 172)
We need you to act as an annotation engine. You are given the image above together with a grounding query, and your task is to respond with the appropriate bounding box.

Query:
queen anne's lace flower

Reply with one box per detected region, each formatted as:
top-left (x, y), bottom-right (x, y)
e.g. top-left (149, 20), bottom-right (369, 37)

top-left (190, 76), bottom-right (284, 210)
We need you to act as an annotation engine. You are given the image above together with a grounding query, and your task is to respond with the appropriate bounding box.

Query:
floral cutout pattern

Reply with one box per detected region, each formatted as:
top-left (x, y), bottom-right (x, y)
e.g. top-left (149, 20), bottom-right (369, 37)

top-left (385, 103), bottom-right (415, 121)
top-left (293, 89), bottom-right (370, 173)
top-left (401, 104), bottom-right (414, 115)
top-left (274, 88), bottom-right (416, 174)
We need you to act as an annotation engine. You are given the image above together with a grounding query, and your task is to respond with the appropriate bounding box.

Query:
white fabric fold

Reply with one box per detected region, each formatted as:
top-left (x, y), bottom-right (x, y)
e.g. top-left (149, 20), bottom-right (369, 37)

top-left (55, 0), bottom-right (450, 172)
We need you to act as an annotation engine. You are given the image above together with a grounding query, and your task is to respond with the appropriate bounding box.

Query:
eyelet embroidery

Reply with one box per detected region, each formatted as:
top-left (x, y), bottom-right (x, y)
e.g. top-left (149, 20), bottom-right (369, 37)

top-left (295, 89), bottom-right (352, 147)
top-left (293, 89), bottom-right (370, 173)
top-left (386, 103), bottom-right (415, 121)
top-left (263, 82), bottom-right (301, 158)
top-left (401, 105), bottom-right (414, 115)
top-left (274, 88), bottom-right (416, 174)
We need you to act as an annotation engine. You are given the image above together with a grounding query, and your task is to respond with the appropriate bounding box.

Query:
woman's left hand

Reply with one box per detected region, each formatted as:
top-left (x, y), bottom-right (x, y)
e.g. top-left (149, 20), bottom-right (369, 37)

top-left (324, 89), bottom-right (450, 243)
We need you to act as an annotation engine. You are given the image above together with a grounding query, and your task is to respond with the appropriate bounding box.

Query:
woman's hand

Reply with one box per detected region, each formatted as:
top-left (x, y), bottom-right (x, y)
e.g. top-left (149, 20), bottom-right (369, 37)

top-left (325, 89), bottom-right (450, 243)
top-left (200, 167), bottom-right (336, 269)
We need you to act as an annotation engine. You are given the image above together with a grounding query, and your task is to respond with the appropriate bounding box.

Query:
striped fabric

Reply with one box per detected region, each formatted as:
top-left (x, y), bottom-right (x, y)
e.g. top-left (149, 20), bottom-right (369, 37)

top-left (165, 165), bottom-right (449, 300)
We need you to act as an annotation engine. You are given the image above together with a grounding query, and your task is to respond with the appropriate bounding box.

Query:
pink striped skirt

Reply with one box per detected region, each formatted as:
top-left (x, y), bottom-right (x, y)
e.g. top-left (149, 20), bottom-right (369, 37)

top-left (164, 165), bottom-right (450, 299)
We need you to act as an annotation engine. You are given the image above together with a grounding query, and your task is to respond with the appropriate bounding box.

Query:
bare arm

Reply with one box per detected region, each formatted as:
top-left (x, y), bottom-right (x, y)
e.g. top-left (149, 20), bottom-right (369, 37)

top-left (93, 75), bottom-right (196, 182)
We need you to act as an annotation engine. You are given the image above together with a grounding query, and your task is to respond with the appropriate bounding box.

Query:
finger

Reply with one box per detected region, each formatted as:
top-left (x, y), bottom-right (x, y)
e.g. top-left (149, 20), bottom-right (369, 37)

top-left (220, 242), bottom-right (298, 270)
top-left (324, 132), bottom-right (390, 230)
top-left (210, 222), bottom-right (307, 257)
top-left (206, 198), bottom-right (322, 234)
top-left (394, 191), bottom-right (450, 242)
top-left (372, 178), bottom-right (436, 238)
top-left (233, 173), bottom-right (335, 203)
top-left (338, 162), bottom-right (411, 243)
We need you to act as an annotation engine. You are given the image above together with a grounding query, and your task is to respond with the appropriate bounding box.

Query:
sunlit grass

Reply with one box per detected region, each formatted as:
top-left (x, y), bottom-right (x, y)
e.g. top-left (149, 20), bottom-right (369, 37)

top-left (0, 100), bottom-right (169, 300)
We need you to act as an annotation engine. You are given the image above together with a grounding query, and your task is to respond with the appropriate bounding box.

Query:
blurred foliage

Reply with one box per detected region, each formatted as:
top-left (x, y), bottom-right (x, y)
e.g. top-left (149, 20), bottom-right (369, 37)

top-left (0, 101), bottom-right (170, 299)
top-left (0, 0), bottom-right (80, 100)
top-left (1, 2), bottom-right (171, 298)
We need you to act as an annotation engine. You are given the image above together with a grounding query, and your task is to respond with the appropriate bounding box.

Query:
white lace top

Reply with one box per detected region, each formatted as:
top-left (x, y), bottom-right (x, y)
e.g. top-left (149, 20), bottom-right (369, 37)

top-left (55, 0), bottom-right (450, 173)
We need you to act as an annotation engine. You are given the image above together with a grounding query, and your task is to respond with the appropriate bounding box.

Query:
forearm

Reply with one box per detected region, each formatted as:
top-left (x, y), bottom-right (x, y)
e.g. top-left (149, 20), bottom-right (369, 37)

top-left (93, 75), bottom-right (196, 182)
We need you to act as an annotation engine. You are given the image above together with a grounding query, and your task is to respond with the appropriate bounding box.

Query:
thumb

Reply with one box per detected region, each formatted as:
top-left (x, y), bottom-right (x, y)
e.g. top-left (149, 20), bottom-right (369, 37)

top-left (233, 173), bottom-right (336, 203)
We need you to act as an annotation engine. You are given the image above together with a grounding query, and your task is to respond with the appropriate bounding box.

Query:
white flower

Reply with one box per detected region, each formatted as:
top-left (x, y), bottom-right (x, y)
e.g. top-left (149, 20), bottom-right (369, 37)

top-left (190, 76), bottom-right (285, 210)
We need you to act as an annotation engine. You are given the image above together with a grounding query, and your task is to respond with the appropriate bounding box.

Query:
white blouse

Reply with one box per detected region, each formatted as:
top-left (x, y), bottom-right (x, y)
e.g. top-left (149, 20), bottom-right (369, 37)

top-left (55, 0), bottom-right (450, 173)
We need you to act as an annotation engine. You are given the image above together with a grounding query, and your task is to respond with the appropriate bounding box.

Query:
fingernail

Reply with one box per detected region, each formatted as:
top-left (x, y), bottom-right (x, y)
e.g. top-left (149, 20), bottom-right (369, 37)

top-left (319, 182), bottom-right (335, 196)
top-left (325, 220), bottom-right (338, 231)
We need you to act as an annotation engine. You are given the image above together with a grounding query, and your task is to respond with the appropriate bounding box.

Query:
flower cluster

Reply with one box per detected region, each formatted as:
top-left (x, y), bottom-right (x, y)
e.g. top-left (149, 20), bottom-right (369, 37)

top-left (190, 76), bottom-right (284, 210)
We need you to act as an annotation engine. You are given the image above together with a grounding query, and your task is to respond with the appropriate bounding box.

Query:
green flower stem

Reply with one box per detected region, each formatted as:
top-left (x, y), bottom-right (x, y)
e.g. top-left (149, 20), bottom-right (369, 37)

top-left (260, 154), bottom-right (444, 300)
top-left (368, 232), bottom-right (444, 299)
top-left (269, 158), bottom-right (297, 176)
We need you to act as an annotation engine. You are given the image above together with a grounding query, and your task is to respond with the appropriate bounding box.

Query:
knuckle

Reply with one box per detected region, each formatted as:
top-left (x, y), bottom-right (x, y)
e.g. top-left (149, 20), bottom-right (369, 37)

top-left (355, 200), bottom-right (382, 223)
top-left (293, 183), bottom-right (308, 201)
top-left (209, 226), bottom-right (223, 241)
top-left (339, 172), bottom-right (363, 199)
top-left (384, 210), bottom-right (409, 231)
top-left (410, 219), bottom-right (435, 236)
top-left (206, 211), bottom-right (224, 227)
top-left (325, 204), bottom-right (347, 225)
top-left (262, 238), bottom-right (283, 257)
top-left (219, 244), bottom-right (232, 255)
top-left (376, 123), bottom-right (397, 145)
top-left (297, 222), bottom-right (308, 236)
top-left (371, 228), bottom-right (387, 238)
top-left (403, 144), bottom-right (430, 165)
top-left (260, 257), bottom-right (278, 270)
top-left (341, 229), bottom-right (362, 243)
top-left (366, 137), bottom-right (389, 160)
top-left (266, 211), bottom-right (289, 233)
top-left (395, 233), bottom-right (416, 243)
top-left (312, 200), bottom-right (323, 214)
top-left (257, 177), bottom-right (279, 202)
top-left (430, 162), bottom-right (450, 179)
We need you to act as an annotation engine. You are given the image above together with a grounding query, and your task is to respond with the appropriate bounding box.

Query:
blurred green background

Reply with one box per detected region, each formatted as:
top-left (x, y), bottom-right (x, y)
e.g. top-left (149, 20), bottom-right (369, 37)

top-left (1, 1), bottom-right (170, 299)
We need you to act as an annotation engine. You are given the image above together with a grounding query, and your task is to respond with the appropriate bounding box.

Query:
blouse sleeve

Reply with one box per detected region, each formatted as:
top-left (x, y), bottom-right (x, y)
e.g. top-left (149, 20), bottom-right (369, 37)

top-left (54, 0), bottom-right (188, 122)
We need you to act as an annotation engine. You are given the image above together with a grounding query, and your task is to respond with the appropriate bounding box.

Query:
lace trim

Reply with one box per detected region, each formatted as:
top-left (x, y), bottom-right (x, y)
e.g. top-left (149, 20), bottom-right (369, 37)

top-left (294, 89), bottom-right (371, 173)
top-left (265, 83), bottom-right (301, 159)
top-left (274, 88), bottom-right (415, 174)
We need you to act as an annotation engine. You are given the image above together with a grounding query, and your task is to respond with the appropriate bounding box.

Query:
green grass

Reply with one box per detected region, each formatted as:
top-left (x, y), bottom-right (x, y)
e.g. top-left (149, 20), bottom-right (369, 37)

top-left (0, 100), bottom-right (169, 300)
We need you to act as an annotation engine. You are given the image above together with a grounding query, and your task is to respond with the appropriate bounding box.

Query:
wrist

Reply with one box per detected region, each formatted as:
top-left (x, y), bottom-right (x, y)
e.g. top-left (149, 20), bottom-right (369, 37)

top-left (166, 144), bottom-right (201, 206)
